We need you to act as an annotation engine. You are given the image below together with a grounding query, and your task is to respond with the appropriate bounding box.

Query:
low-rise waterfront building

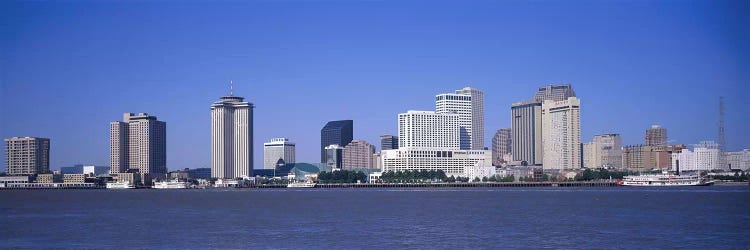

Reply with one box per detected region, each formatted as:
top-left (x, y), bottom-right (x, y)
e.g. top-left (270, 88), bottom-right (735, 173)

top-left (672, 141), bottom-right (726, 172)
top-left (381, 148), bottom-right (494, 179)
top-left (725, 149), bottom-right (750, 171)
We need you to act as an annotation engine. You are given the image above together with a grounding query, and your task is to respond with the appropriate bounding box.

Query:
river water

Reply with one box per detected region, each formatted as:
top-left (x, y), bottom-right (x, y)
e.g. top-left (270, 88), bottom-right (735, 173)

top-left (2, 186), bottom-right (749, 249)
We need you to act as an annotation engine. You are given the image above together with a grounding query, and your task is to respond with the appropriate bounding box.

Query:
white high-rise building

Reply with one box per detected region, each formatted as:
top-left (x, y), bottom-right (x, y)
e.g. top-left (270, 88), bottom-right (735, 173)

top-left (672, 141), bottom-right (725, 172)
top-left (263, 138), bottom-right (295, 170)
top-left (109, 113), bottom-right (167, 176)
top-left (436, 87), bottom-right (485, 150)
top-left (455, 87), bottom-right (485, 150)
top-left (541, 97), bottom-right (581, 170)
top-left (211, 90), bottom-right (254, 179)
top-left (398, 111), bottom-right (460, 149)
top-left (436, 93), bottom-right (472, 150)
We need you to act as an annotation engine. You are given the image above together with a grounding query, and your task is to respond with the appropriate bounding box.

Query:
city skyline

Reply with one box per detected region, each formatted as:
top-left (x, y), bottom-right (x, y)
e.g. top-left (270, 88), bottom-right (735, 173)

top-left (2, 1), bottom-right (748, 171)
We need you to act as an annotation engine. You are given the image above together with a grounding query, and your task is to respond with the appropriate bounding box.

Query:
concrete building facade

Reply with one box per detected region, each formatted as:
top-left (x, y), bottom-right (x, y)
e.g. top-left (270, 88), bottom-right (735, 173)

top-left (646, 125), bottom-right (667, 146)
top-left (454, 87), bottom-right (485, 150)
top-left (342, 140), bottom-right (376, 170)
top-left (671, 141), bottom-right (725, 172)
top-left (725, 149), bottom-right (750, 171)
top-left (533, 84), bottom-right (576, 102)
top-left (211, 93), bottom-right (254, 179)
top-left (541, 97), bottom-right (581, 170)
top-left (436, 93), bottom-right (473, 150)
top-left (110, 113), bottom-right (167, 177)
top-left (263, 138), bottom-right (296, 170)
top-left (583, 134), bottom-right (622, 169)
top-left (5, 137), bottom-right (50, 176)
top-left (511, 100), bottom-right (543, 166)
top-left (381, 148), bottom-right (494, 179)
top-left (492, 128), bottom-right (512, 166)
top-left (398, 111), bottom-right (460, 149)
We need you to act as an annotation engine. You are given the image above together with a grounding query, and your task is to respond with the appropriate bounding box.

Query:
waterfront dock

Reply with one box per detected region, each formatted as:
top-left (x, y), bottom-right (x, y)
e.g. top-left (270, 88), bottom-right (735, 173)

top-left (254, 181), bottom-right (618, 189)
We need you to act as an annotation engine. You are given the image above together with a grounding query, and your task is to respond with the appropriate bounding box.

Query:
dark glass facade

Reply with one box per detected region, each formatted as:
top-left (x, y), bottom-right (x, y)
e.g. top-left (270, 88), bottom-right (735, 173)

top-left (380, 135), bottom-right (398, 150)
top-left (320, 120), bottom-right (353, 162)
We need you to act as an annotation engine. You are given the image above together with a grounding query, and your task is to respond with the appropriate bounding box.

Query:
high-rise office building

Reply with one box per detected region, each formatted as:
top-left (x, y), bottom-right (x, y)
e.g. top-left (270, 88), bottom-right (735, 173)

top-left (110, 113), bottom-right (167, 176)
top-left (436, 93), bottom-right (472, 149)
top-left (491, 128), bottom-right (512, 166)
top-left (324, 144), bottom-right (344, 169)
top-left (533, 84), bottom-right (576, 102)
top-left (380, 135), bottom-right (398, 150)
top-left (582, 134), bottom-right (622, 169)
top-left (511, 100), bottom-right (543, 165)
top-left (436, 87), bottom-right (485, 150)
top-left (455, 87), bottom-right (485, 150)
top-left (645, 125), bottom-right (667, 146)
top-left (320, 120), bottom-right (353, 163)
top-left (398, 111), bottom-right (460, 149)
top-left (263, 138), bottom-right (295, 170)
top-left (5, 137), bottom-right (50, 176)
top-left (342, 140), bottom-right (376, 170)
top-left (541, 97), bottom-right (581, 170)
top-left (211, 90), bottom-right (254, 179)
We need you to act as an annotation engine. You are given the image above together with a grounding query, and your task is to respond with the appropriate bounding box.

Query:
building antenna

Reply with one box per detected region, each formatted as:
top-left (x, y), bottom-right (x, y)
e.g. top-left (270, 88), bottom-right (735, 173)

top-left (230, 80), bottom-right (233, 96)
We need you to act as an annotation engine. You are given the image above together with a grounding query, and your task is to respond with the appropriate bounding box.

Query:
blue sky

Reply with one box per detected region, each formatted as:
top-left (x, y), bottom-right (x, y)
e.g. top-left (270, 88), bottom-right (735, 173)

top-left (1, 0), bottom-right (748, 171)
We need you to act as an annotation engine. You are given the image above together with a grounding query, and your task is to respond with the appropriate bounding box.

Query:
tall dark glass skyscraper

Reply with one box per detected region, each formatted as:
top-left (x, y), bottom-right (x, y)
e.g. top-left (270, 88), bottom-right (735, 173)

top-left (380, 135), bottom-right (398, 150)
top-left (320, 120), bottom-right (353, 163)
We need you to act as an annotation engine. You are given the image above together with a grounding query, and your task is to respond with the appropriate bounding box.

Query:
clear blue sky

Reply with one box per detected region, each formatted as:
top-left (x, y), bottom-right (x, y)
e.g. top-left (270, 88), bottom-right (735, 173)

top-left (1, 1), bottom-right (748, 171)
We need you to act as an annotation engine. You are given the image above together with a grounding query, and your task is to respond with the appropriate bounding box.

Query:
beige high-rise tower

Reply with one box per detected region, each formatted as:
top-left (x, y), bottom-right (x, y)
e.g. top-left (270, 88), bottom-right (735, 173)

top-left (211, 85), bottom-right (254, 179)
top-left (109, 113), bottom-right (167, 176)
top-left (541, 97), bottom-right (581, 170)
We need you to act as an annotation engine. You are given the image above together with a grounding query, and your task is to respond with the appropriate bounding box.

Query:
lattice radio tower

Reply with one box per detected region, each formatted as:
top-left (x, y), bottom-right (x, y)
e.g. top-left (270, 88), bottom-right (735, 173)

top-left (718, 96), bottom-right (725, 152)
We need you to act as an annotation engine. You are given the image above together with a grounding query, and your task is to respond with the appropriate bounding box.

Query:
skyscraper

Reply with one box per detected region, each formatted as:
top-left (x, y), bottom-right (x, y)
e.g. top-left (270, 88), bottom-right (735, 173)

top-left (342, 140), bottom-right (376, 170)
top-left (5, 137), bottom-right (50, 176)
top-left (492, 128), bottom-right (512, 166)
top-left (436, 87), bottom-right (485, 150)
top-left (398, 111), bottom-right (460, 149)
top-left (541, 97), bottom-right (581, 170)
top-left (533, 84), bottom-right (576, 102)
top-left (110, 113), bottom-right (167, 176)
top-left (511, 100), bottom-right (543, 165)
top-left (380, 135), bottom-right (398, 150)
top-left (436, 93), bottom-right (472, 149)
top-left (263, 138), bottom-right (295, 170)
top-left (455, 87), bottom-right (485, 150)
top-left (320, 120), bottom-right (353, 163)
top-left (211, 89), bottom-right (254, 179)
top-left (645, 125), bottom-right (667, 146)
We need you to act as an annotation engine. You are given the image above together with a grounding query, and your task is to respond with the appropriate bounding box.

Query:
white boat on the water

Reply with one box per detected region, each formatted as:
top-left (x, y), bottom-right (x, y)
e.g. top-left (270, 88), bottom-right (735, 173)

top-left (106, 182), bottom-right (135, 189)
top-left (154, 179), bottom-right (189, 189)
top-left (287, 182), bottom-right (316, 188)
top-left (618, 172), bottom-right (714, 186)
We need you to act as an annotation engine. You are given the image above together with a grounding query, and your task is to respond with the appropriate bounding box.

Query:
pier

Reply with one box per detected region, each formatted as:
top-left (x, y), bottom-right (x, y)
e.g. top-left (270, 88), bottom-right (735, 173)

top-left (253, 181), bottom-right (618, 189)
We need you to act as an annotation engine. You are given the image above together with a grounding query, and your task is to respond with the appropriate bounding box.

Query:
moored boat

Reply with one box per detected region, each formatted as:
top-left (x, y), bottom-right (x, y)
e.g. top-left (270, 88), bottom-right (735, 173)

top-left (618, 172), bottom-right (714, 186)
top-left (287, 182), bottom-right (316, 188)
top-left (106, 181), bottom-right (135, 189)
top-left (154, 179), bottom-right (189, 189)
